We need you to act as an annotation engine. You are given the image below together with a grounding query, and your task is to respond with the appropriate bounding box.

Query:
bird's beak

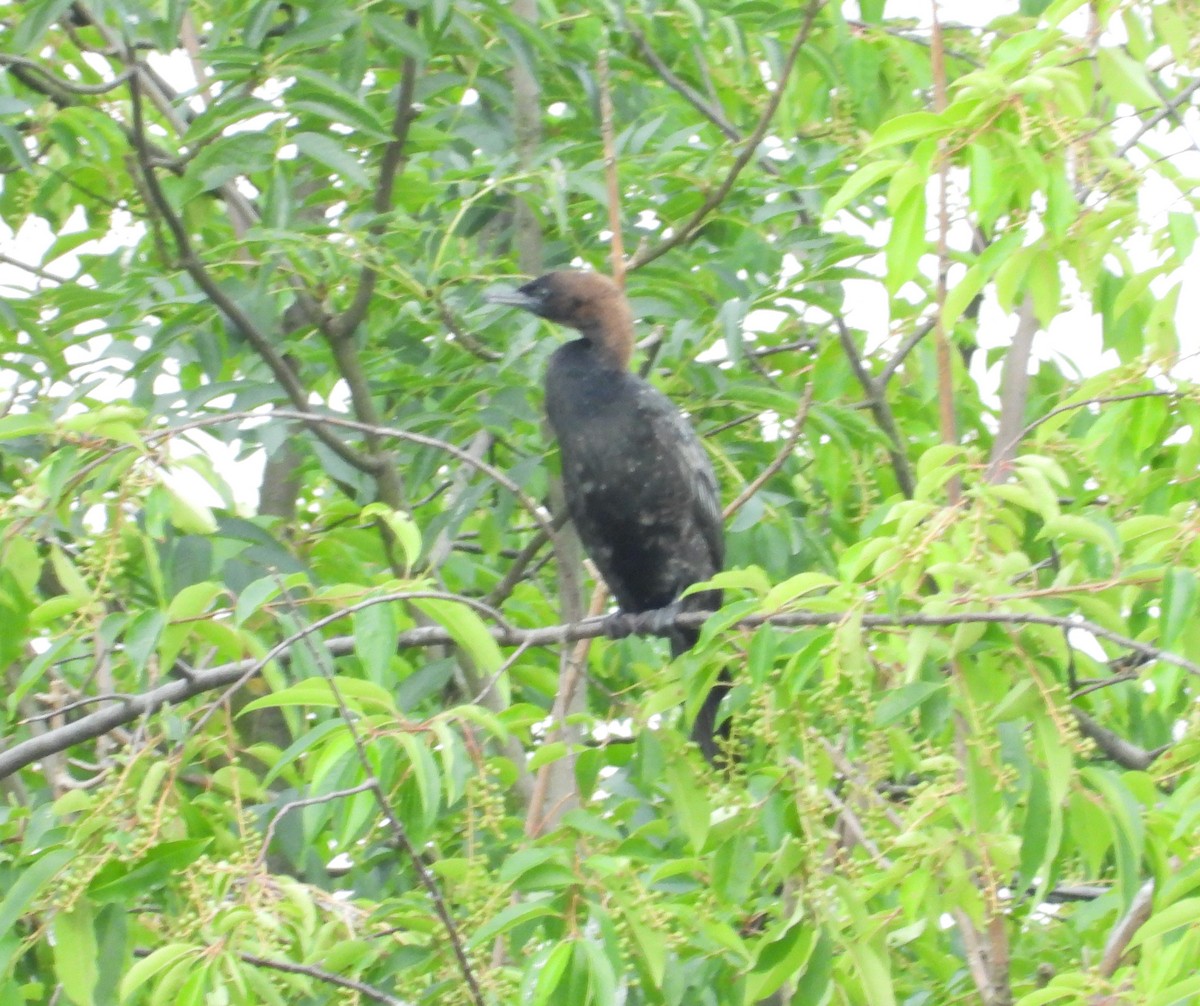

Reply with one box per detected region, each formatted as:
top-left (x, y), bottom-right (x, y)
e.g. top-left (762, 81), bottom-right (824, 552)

top-left (484, 287), bottom-right (539, 309)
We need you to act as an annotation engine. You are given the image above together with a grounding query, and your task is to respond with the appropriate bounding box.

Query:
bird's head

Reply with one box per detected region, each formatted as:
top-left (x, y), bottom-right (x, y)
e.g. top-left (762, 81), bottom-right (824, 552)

top-left (487, 271), bottom-right (626, 331)
top-left (487, 270), bottom-right (634, 369)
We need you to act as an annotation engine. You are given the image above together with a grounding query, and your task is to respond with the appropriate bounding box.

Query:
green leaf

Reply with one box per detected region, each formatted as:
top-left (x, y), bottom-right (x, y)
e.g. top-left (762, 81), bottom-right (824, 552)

top-left (846, 940), bottom-right (897, 1006)
top-left (240, 676), bottom-right (398, 715)
top-left (353, 599), bottom-right (397, 681)
top-left (866, 111), bottom-right (953, 152)
top-left (761, 571), bottom-right (839, 610)
top-left (1027, 248), bottom-right (1062, 326)
top-left (875, 681), bottom-right (946, 726)
top-left (823, 159), bottom-right (903, 218)
top-left (10, 0), bottom-right (75, 53)
top-left (666, 758), bottom-right (710, 852)
top-left (118, 945), bottom-right (196, 1002)
top-left (0, 413), bottom-right (53, 440)
top-left (164, 485), bottom-right (219, 535)
top-left (0, 849), bottom-right (73, 940)
top-left (294, 131), bottom-right (371, 188)
top-left (747, 921), bottom-right (815, 1001)
top-left (234, 577), bottom-right (282, 626)
top-left (469, 901), bottom-right (558, 947)
top-left (88, 840), bottom-right (212, 903)
top-left (54, 903), bottom-right (99, 1006)
top-left (166, 581), bottom-right (225, 622)
top-left (1096, 48), bottom-right (1161, 108)
top-left (1160, 568), bottom-right (1197, 649)
top-left (527, 741), bottom-right (569, 771)
top-left (531, 942), bottom-right (572, 1005)
top-left (1129, 897), bottom-right (1200, 947)
top-left (626, 914), bottom-right (666, 988)
top-left (886, 186), bottom-right (926, 294)
top-left (411, 597), bottom-right (504, 683)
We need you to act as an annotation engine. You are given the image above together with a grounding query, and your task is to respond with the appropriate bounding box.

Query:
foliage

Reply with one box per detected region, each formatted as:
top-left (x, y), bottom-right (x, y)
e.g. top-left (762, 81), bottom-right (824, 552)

top-left (1, 0), bottom-right (1199, 1004)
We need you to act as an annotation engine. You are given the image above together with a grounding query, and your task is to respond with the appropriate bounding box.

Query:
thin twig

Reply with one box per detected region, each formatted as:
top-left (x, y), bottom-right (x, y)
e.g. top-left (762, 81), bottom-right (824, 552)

top-left (627, 0), bottom-right (824, 270)
top-left (723, 380), bottom-right (815, 519)
top-left (144, 408), bottom-right (558, 544)
top-left (4, 604), bottom-right (1194, 781)
top-left (236, 953), bottom-right (412, 1006)
top-left (334, 10), bottom-right (421, 340)
top-left (626, 27), bottom-right (740, 141)
top-left (1116, 78), bottom-right (1200, 158)
top-left (279, 592), bottom-right (486, 1006)
top-left (255, 782), bottom-right (376, 869)
top-left (834, 315), bottom-right (916, 496)
top-left (130, 947), bottom-right (412, 1006)
top-left (598, 48), bottom-right (626, 287)
top-left (0, 252), bottom-right (73, 284)
top-left (1020, 390), bottom-right (1184, 441)
top-left (879, 318), bottom-right (936, 385)
top-left (190, 588), bottom-right (514, 738)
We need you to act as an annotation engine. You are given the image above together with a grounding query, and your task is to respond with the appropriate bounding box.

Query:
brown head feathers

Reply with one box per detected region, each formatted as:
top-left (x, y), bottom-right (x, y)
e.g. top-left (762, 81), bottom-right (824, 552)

top-left (487, 270), bottom-right (634, 370)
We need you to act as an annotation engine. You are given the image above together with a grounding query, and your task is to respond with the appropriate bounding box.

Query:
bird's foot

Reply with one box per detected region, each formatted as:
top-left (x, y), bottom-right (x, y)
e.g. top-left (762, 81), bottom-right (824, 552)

top-left (604, 603), bottom-right (682, 641)
top-left (604, 610), bottom-right (638, 640)
top-left (643, 600), bottom-right (683, 638)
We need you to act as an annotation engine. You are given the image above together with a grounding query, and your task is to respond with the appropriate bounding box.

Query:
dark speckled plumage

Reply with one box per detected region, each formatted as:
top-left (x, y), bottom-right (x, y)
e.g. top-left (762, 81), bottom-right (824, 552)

top-left (488, 270), bottom-right (727, 759)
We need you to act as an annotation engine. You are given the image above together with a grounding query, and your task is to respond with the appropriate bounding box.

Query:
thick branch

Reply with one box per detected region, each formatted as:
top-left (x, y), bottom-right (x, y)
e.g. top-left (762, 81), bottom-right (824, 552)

top-left (985, 296), bottom-right (1038, 484)
top-left (126, 70), bottom-right (379, 475)
top-left (1097, 878), bottom-right (1155, 978)
top-left (1073, 708), bottom-right (1168, 771)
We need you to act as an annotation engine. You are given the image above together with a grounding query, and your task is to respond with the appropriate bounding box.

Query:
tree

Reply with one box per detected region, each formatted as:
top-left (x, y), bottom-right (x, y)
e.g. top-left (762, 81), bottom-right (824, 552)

top-left (1, 0), bottom-right (1198, 1003)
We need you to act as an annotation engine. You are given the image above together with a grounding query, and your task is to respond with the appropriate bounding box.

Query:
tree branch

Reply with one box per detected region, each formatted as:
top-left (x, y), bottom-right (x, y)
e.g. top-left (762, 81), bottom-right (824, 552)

top-left (1097, 877), bottom-right (1155, 978)
top-left (724, 380), bottom-right (814, 519)
top-left (834, 315), bottom-right (916, 496)
top-left (985, 295), bottom-right (1038, 484)
top-left (1073, 708), bottom-right (1168, 771)
top-left (626, 0), bottom-right (823, 270)
top-left (126, 69), bottom-right (379, 475)
top-left (333, 10), bottom-right (421, 340)
top-left (626, 26), bottom-right (740, 141)
top-left (4, 603), bottom-right (1193, 781)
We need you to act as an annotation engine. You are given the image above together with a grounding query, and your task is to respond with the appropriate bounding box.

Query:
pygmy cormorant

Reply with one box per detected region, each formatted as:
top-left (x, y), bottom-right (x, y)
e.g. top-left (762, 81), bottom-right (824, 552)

top-left (488, 270), bottom-right (728, 759)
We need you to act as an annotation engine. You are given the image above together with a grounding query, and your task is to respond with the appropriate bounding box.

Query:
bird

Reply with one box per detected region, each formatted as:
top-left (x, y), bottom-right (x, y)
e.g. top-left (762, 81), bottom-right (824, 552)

top-left (487, 270), bottom-right (728, 760)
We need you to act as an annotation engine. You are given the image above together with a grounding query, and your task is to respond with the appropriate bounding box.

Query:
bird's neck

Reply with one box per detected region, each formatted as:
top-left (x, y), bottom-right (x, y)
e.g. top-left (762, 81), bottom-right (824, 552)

top-left (579, 312), bottom-right (633, 372)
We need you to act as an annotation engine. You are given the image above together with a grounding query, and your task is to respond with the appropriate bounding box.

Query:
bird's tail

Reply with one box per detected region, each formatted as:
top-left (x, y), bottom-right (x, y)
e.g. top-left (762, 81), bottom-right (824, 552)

top-left (669, 595), bottom-right (730, 763)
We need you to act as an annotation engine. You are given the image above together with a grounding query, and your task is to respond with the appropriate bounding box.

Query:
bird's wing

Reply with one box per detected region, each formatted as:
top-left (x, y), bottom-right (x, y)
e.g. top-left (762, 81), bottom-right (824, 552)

top-left (632, 383), bottom-right (725, 573)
